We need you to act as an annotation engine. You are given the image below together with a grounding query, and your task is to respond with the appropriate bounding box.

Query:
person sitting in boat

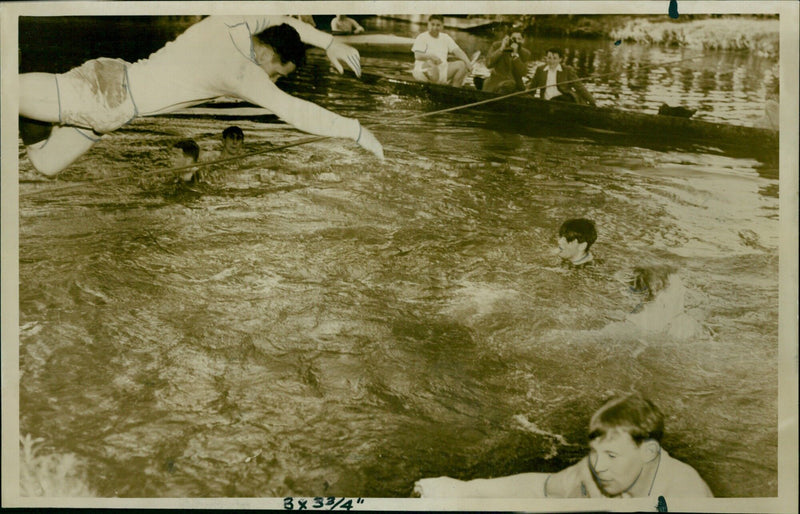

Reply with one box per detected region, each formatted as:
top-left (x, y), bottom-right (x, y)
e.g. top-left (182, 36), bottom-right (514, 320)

top-left (413, 393), bottom-right (713, 498)
top-left (529, 47), bottom-right (597, 106)
top-left (170, 138), bottom-right (201, 183)
top-left (331, 14), bottom-right (365, 35)
top-left (557, 218), bottom-right (597, 267)
top-left (481, 30), bottom-right (530, 94)
top-left (219, 125), bottom-right (245, 158)
top-left (411, 15), bottom-right (473, 87)
top-left (18, 16), bottom-right (383, 177)
top-left (293, 15), bottom-right (316, 27)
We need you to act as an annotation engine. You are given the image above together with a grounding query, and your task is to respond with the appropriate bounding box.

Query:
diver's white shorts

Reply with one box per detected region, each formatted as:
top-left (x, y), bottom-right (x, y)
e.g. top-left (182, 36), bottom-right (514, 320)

top-left (56, 58), bottom-right (137, 133)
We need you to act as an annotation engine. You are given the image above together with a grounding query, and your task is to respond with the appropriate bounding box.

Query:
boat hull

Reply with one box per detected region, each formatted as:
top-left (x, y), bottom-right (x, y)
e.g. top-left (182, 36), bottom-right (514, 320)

top-left (366, 72), bottom-right (778, 160)
top-left (160, 73), bottom-right (778, 162)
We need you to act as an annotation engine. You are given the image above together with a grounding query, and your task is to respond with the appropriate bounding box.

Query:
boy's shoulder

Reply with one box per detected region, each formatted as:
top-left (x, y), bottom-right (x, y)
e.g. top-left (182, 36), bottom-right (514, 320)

top-left (656, 450), bottom-right (714, 497)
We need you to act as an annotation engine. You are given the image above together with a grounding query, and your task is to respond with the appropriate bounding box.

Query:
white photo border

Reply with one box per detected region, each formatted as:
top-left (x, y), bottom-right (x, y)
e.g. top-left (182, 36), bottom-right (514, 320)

top-left (2, 1), bottom-right (797, 512)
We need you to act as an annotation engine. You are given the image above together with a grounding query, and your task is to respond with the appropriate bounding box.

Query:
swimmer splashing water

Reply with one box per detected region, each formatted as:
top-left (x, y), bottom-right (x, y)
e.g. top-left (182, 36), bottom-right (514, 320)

top-left (19, 16), bottom-right (384, 177)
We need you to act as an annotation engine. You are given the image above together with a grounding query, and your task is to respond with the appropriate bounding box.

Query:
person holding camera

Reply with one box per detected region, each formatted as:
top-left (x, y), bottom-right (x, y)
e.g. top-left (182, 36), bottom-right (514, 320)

top-left (480, 29), bottom-right (531, 94)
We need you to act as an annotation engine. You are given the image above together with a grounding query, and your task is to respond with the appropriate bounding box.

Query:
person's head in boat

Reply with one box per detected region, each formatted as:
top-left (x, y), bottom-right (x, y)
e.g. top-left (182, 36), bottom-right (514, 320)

top-left (545, 47), bottom-right (564, 71)
top-left (253, 23), bottom-right (307, 82)
top-left (426, 15), bottom-right (444, 38)
top-left (557, 218), bottom-right (596, 265)
top-left (587, 394), bottom-right (664, 497)
top-left (503, 29), bottom-right (525, 53)
top-left (170, 139), bottom-right (200, 167)
top-left (221, 126), bottom-right (244, 157)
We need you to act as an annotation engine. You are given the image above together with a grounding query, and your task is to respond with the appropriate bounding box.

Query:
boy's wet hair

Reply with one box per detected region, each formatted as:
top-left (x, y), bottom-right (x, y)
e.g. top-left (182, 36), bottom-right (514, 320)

top-left (589, 394), bottom-right (665, 445)
top-left (558, 218), bottom-right (597, 249)
top-left (173, 139), bottom-right (200, 162)
top-left (222, 126), bottom-right (244, 141)
top-left (631, 266), bottom-right (674, 300)
top-left (255, 23), bottom-right (307, 67)
top-left (428, 14), bottom-right (445, 23)
top-left (547, 47), bottom-right (564, 58)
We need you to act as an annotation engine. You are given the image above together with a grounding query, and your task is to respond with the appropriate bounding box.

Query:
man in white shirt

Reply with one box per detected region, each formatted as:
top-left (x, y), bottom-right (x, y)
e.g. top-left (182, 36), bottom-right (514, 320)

top-left (414, 394), bottom-right (713, 499)
top-left (411, 15), bottom-right (473, 86)
top-left (19, 16), bottom-right (383, 177)
top-left (331, 15), bottom-right (364, 34)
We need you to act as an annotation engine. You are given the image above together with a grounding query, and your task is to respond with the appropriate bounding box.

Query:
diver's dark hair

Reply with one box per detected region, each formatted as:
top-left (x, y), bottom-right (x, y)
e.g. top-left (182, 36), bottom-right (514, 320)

top-left (589, 394), bottom-right (665, 445)
top-left (255, 23), bottom-right (307, 67)
top-left (428, 14), bottom-right (444, 23)
top-left (222, 126), bottom-right (244, 141)
top-left (173, 139), bottom-right (200, 162)
top-left (558, 218), bottom-right (597, 249)
top-left (546, 47), bottom-right (564, 58)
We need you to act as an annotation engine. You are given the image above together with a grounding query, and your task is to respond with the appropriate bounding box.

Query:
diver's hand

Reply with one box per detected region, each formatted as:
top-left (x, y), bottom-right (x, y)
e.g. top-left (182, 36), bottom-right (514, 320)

top-left (356, 125), bottom-right (384, 160)
top-left (412, 477), bottom-right (466, 498)
top-left (326, 41), bottom-right (361, 77)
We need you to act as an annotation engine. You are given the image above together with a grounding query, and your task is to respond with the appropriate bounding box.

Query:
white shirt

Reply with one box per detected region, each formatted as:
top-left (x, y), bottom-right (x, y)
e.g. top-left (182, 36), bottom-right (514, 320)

top-left (544, 63), bottom-right (563, 100)
top-left (412, 31), bottom-right (458, 76)
top-left (126, 16), bottom-right (359, 141)
top-left (331, 16), bottom-right (362, 33)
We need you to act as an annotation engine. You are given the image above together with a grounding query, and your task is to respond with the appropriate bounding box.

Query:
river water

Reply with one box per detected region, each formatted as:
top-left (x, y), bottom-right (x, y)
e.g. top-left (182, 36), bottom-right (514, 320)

top-left (17, 16), bottom-right (779, 498)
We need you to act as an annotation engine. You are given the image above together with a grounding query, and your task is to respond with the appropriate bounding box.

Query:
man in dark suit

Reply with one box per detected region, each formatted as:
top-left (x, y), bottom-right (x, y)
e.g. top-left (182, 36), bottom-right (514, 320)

top-left (481, 30), bottom-right (531, 94)
top-left (529, 47), bottom-right (596, 106)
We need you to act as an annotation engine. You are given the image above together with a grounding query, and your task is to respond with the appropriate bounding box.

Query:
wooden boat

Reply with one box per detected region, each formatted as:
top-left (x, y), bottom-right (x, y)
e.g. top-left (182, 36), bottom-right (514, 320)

top-left (163, 73), bottom-right (778, 161)
top-left (333, 33), bottom-right (414, 55)
top-left (356, 72), bottom-right (779, 160)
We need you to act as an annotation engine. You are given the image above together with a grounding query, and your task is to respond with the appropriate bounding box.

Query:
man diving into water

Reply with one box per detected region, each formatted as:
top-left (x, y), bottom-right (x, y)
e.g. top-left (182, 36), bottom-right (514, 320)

top-left (19, 16), bottom-right (384, 177)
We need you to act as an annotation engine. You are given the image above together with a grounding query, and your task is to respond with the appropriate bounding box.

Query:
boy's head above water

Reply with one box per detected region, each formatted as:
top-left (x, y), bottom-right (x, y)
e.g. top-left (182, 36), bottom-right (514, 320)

top-left (557, 218), bottom-right (597, 265)
top-left (221, 125), bottom-right (244, 156)
top-left (170, 138), bottom-right (200, 166)
top-left (587, 394), bottom-right (664, 496)
top-left (630, 266), bottom-right (675, 301)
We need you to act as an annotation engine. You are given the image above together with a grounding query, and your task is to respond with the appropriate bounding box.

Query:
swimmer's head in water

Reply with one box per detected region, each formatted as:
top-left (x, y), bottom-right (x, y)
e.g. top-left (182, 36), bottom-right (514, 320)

top-left (171, 138), bottom-right (199, 166)
top-left (630, 266), bottom-right (673, 301)
top-left (557, 218), bottom-right (597, 262)
top-left (221, 126), bottom-right (244, 155)
top-left (558, 218), bottom-right (597, 248)
top-left (254, 23), bottom-right (307, 68)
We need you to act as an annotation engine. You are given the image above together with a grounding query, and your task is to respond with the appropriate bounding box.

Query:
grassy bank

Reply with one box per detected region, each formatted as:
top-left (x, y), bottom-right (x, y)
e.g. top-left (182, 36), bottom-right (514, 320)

top-left (610, 16), bottom-right (779, 56)
top-left (487, 15), bottom-right (778, 57)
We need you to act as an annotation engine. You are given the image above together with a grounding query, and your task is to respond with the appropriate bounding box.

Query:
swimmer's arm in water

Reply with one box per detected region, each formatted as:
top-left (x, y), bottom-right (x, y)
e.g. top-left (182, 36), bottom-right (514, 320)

top-left (413, 472), bottom-right (550, 498)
